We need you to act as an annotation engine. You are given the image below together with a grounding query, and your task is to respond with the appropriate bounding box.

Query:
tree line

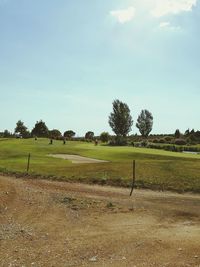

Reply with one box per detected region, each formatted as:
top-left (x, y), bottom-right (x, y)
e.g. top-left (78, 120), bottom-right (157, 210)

top-left (0, 119), bottom-right (98, 142)
top-left (1, 99), bottom-right (199, 146)
top-left (0, 99), bottom-right (152, 143)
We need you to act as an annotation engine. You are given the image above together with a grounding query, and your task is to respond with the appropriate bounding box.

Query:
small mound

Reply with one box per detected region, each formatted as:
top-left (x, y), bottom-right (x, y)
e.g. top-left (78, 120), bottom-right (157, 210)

top-left (48, 154), bottom-right (108, 164)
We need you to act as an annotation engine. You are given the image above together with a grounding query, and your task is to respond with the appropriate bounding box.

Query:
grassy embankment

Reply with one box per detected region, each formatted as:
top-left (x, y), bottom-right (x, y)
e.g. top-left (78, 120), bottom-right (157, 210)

top-left (0, 138), bottom-right (200, 193)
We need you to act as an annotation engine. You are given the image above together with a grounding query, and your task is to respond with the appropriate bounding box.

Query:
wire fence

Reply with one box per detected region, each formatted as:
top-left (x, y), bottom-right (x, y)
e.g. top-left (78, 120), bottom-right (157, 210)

top-left (0, 152), bottom-right (200, 193)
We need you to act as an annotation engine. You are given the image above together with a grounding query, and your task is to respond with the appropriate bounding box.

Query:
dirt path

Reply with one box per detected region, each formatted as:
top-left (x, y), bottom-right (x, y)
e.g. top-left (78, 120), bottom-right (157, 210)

top-left (0, 176), bottom-right (200, 267)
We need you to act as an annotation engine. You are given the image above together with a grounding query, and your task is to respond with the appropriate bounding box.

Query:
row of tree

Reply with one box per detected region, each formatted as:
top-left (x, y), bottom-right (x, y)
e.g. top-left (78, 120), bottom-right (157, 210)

top-left (108, 99), bottom-right (153, 144)
top-left (108, 100), bottom-right (200, 145)
top-left (172, 128), bottom-right (200, 145)
top-left (12, 120), bottom-right (96, 140)
top-left (14, 120), bottom-right (49, 138)
top-left (2, 99), bottom-right (199, 146)
top-left (1, 99), bottom-right (153, 142)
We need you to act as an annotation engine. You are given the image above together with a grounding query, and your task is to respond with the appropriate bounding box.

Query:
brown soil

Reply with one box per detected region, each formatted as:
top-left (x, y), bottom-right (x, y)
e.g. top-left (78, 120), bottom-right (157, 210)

top-left (48, 154), bottom-right (108, 164)
top-left (0, 175), bottom-right (200, 267)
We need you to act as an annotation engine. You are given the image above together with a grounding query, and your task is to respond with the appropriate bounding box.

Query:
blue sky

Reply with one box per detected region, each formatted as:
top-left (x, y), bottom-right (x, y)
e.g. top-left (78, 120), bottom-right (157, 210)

top-left (0, 0), bottom-right (199, 136)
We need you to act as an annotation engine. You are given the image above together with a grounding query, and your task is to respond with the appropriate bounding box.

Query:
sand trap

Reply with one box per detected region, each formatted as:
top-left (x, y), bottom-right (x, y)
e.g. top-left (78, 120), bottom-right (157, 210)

top-left (49, 154), bottom-right (108, 164)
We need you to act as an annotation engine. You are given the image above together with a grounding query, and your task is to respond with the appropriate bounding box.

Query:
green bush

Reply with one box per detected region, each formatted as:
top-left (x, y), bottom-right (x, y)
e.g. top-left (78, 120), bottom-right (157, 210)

top-left (158, 138), bottom-right (166, 144)
top-left (164, 136), bottom-right (173, 143)
top-left (175, 139), bottom-right (187, 145)
top-left (100, 132), bottom-right (110, 143)
top-left (152, 139), bottom-right (159, 143)
top-left (109, 136), bottom-right (127, 146)
top-left (147, 142), bottom-right (200, 153)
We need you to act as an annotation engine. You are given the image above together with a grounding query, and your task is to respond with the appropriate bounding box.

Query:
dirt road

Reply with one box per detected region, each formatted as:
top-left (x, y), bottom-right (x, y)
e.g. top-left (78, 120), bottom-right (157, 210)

top-left (0, 175), bottom-right (200, 267)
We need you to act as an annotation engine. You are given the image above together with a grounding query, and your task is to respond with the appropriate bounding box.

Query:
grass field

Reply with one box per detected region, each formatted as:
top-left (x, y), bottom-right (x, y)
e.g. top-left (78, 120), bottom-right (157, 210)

top-left (0, 138), bottom-right (200, 192)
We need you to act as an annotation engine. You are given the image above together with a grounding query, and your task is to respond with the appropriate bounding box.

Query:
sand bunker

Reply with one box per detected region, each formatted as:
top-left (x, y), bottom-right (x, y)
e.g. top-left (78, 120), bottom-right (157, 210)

top-left (49, 154), bottom-right (108, 164)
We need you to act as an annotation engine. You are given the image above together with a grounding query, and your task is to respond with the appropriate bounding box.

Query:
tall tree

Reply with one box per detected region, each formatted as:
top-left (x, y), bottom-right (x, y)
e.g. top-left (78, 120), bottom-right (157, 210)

top-left (64, 130), bottom-right (76, 139)
top-left (31, 120), bottom-right (49, 137)
top-left (174, 129), bottom-right (181, 139)
top-left (184, 129), bottom-right (190, 137)
top-left (109, 99), bottom-right (133, 137)
top-left (136, 110), bottom-right (153, 138)
top-left (14, 120), bottom-right (29, 137)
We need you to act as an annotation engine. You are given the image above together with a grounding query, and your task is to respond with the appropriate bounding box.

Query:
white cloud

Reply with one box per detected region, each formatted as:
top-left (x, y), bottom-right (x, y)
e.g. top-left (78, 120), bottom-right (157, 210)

top-left (159, 21), bottom-right (171, 27)
top-left (151, 0), bottom-right (197, 17)
top-left (159, 21), bottom-right (182, 31)
top-left (110, 6), bottom-right (136, 23)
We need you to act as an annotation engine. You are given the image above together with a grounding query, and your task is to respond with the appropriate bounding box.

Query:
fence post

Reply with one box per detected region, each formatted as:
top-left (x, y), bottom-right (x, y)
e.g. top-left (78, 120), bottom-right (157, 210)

top-left (27, 153), bottom-right (31, 173)
top-left (130, 160), bottom-right (136, 196)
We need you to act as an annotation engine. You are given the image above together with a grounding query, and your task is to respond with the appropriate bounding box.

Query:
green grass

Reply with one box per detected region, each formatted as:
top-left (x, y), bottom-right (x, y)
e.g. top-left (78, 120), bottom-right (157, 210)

top-left (0, 138), bottom-right (200, 193)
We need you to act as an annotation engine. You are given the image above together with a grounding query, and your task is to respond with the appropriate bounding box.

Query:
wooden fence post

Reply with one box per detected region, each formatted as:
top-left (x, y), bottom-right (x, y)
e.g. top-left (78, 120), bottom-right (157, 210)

top-left (130, 160), bottom-right (136, 196)
top-left (27, 153), bottom-right (31, 173)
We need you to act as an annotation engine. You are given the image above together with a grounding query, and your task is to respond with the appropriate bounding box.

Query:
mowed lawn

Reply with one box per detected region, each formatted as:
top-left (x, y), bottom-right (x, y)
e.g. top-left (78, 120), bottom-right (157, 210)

top-left (0, 138), bottom-right (200, 192)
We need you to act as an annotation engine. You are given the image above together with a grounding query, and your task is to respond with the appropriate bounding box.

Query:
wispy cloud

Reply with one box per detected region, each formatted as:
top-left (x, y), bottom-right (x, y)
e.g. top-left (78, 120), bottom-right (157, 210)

top-left (159, 21), bottom-right (171, 28)
top-left (159, 21), bottom-right (182, 31)
top-left (110, 6), bottom-right (136, 23)
top-left (151, 0), bottom-right (197, 17)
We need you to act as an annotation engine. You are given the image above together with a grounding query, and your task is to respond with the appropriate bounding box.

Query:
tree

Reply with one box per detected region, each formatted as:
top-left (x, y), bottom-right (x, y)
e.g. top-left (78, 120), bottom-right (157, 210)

top-left (14, 120), bottom-right (29, 137)
top-left (184, 129), bottom-right (190, 137)
top-left (174, 129), bottom-right (181, 139)
top-left (31, 120), bottom-right (49, 137)
top-left (85, 131), bottom-right (94, 140)
top-left (190, 129), bottom-right (195, 135)
top-left (64, 130), bottom-right (76, 139)
top-left (3, 129), bottom-right (12, 138)
top-left (136, 110), bottom-right (153, 138)
top-left (100, 132), bottom-right (110, 143)
top-left (109, 99), bottom-right (133, 137)
top-left (49, 129), bottom-right (62, 139)
top-left (194, 130), bottom-right (200, 139)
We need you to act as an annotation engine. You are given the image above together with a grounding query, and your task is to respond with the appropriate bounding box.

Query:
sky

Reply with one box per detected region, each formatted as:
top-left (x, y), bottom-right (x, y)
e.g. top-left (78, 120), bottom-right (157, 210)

top-left (0, 0), bottom-right (200, 136)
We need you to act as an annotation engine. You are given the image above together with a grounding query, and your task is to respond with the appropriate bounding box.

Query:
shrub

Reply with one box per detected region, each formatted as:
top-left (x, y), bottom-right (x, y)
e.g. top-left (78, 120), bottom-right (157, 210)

top-left (134, 142), bottom-right (142, 147)
top-left (109, 136), bottom-right (127, 146)
top-left (141, 140), bottom-right (148, 147)
top-left (164, 136), bottom-right (173, 143)
top-left (175, 139), bottom-right (187, 146)
top-left (130, 141), bottom-right (135, 147)
top-left (100, 132), bottom-right (110, 143)
top-left (187, 134), bottom-right (198, 145)
top-left (158, 138), bottom-right (165, 144)
top-left (152, 139), bottom-right (159, 143)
